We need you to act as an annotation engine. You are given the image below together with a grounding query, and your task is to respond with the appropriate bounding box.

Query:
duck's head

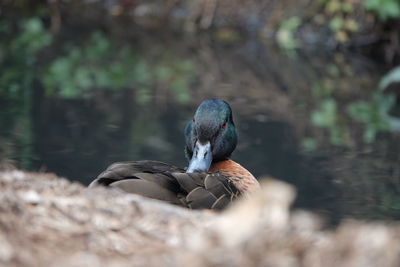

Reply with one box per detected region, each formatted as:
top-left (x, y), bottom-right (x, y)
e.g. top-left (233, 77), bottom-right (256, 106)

top-left (184, 99), bottom-right (237, 173)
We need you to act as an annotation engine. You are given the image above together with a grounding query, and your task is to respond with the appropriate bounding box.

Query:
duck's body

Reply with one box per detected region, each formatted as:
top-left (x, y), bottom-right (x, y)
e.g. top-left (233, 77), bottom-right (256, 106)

top-left (90, 99), bottom-right (260, 210)
top-left (90, 159), bottom-right (259, 209)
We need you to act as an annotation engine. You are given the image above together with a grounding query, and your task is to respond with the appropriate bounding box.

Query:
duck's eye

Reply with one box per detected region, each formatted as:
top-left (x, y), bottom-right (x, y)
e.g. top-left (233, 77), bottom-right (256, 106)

top-left (221, 122), bottom-right (227, 129)
top-left (192, 118), bottom-right (195, 123)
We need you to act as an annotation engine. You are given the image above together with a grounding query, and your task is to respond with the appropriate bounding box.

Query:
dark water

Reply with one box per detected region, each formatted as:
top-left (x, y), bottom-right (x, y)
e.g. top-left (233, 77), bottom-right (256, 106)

top-left (1, 14), bottom-right (400, 223)
top-left (25, 89), bottom-right (301, 186)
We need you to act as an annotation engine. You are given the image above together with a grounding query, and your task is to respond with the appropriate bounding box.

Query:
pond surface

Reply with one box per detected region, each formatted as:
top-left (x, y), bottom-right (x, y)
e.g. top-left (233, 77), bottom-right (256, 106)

top-left (1, 14), bottom-right (399, 223)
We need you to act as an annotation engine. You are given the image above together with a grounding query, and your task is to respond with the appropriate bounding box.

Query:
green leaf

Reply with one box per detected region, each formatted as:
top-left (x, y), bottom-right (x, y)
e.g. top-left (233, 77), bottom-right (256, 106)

top-left (364, 0), bottom-right (400, 20)
top-left (329, 16), bottom-right (344, 31)
top-left (379, 66), bottom-right (400, 91)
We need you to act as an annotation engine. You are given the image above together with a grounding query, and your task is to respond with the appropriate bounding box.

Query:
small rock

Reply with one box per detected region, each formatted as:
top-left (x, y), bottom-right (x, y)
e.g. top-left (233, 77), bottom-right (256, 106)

top-left (20, 190), bottom-right (42, 204)
top-left (0, 235), bottom-right (14, 261)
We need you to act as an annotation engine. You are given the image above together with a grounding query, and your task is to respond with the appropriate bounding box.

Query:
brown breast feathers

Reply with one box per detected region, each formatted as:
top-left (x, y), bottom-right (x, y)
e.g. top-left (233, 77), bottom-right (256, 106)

top-left (209, 160), bottom-right (260, 195)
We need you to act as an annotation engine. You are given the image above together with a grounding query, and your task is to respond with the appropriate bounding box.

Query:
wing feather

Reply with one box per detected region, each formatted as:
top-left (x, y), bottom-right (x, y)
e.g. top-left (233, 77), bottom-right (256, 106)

top-left (89, 161), bottom-right (241, 210)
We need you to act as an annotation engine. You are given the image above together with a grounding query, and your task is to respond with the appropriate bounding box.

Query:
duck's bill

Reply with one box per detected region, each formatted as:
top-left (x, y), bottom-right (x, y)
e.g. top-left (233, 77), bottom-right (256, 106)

top-left (186, 141), bottom-right (212, 173)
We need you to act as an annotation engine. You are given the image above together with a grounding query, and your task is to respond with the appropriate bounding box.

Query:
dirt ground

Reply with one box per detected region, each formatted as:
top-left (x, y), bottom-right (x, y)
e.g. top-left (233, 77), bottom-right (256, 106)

top-left (0, 170), bottom-right (399, 267)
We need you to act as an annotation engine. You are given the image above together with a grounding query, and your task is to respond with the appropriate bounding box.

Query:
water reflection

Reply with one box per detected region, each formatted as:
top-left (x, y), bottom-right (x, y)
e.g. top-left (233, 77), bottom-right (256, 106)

top-left (0, 15), bottom-right (399, 222)
top-left (29, 88), bottom-right (302, 185)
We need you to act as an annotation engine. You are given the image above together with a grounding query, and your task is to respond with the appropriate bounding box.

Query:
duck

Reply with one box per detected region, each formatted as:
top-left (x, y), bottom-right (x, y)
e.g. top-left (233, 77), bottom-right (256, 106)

top-left (89, 99), bottom-right (260, 210)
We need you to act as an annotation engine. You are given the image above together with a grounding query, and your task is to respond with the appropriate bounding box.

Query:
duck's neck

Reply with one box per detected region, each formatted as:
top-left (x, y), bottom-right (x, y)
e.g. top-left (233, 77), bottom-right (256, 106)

top-left (209, 159), bottom-right (260, 194)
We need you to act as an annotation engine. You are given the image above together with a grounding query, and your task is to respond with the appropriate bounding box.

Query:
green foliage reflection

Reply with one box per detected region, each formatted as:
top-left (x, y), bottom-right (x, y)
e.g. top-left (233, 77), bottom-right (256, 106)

top-left (347, 92), bottom-right (395, 143)
top-left (0, 18), bottom-right (51, 100)
top-left (381, 185), bottom-right (400, 215)
top-left (310, 92), bottom-right (396, 146)
top-left (0, 16), bottom-right (195, 168)
top-left (308, 65), bottom-right (399, 146)
top-left (0, 17), bottom-right (51, 169)
top-left (311, 98), bottom-right (347, 145)
top-left (43, 31), bottom-right (194, 103)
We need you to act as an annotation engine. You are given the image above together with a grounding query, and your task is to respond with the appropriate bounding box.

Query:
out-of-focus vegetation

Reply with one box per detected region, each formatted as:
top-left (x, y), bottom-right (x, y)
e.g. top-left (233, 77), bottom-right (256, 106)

top-left (276, 0), bottom-right (400, 58)
top-left (364, 0), bottom-right (400, 20)
top-left (0, 17), bottom-right (51, 105)
top-left (1, 15), bottom-right (195, 103)
top-left (0, 0), bottom-right (399, 221)
top-left (0, 14), bottom-right (195, 171)
top-left (308, 81), bottom-right (397, 146)
top-left (314, 0), bottom-right (361, 43)
top-left (43, 31), bottom-right (194, 103)
top-left (0, 17), bottom-right (52, 169)
top-left (347, 92), bottom-right (395, 143)
top-left (276, 16), bottom-right (301, 50)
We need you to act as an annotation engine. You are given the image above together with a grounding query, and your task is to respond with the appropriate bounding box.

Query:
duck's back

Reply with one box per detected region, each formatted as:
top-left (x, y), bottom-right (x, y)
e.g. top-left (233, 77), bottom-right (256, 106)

top-left (89, 160), bottom-right (240, 210)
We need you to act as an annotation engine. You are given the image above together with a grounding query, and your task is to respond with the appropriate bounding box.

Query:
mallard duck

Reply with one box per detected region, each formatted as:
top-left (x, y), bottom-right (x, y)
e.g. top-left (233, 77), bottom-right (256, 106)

top-left (89, 99), bottom-right (260, 209)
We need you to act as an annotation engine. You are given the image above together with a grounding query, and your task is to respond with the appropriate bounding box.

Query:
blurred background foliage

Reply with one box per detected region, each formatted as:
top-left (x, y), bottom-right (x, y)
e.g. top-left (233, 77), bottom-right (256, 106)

top-left (364, 0), bottom-right (400, 20)
top-left (43, 31), bottom-right (194, 102)
top-left (0, 0), bottom-right (399, 222)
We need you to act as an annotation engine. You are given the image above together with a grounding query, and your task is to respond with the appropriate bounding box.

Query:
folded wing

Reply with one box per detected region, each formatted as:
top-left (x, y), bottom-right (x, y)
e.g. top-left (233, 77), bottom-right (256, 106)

top-left (89, 160), bottom-right (240, 210)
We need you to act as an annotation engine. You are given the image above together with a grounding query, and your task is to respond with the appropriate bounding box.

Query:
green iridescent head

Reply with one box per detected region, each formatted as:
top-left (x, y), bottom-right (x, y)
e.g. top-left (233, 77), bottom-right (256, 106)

top-left (184, 99), bottom-right (237, 173)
